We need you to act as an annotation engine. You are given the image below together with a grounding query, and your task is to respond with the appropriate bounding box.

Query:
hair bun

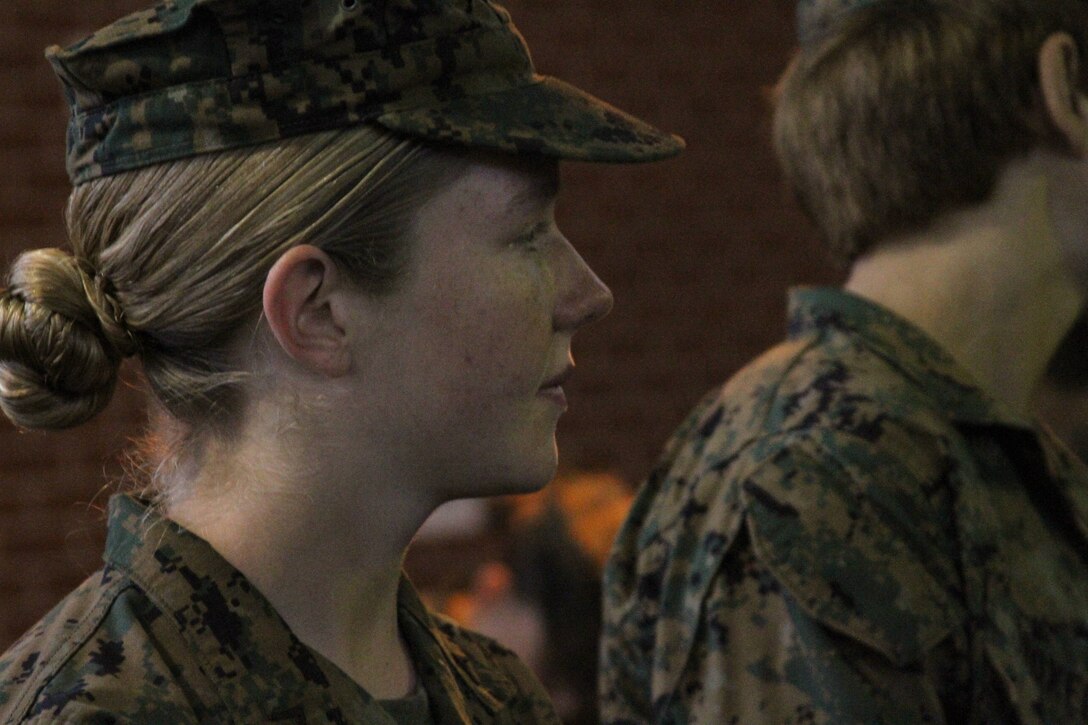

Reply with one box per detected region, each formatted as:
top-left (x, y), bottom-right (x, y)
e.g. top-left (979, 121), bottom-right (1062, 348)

top-left (0, 248), bottom-right (130, 429)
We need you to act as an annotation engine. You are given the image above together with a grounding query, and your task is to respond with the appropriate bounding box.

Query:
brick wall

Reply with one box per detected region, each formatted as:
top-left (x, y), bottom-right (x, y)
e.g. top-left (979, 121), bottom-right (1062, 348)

top-left (0, 0), bottom-right (838, 650)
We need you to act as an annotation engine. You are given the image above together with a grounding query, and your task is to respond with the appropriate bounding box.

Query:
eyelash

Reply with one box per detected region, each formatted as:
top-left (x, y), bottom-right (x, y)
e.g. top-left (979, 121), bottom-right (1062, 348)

top-left (513, 223), bottom-right (548, 249)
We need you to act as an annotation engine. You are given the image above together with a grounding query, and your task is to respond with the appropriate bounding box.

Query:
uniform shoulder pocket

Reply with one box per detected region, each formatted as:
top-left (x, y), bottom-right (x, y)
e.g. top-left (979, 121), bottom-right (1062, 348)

top-left (741, 432), bottom-right (964, 666)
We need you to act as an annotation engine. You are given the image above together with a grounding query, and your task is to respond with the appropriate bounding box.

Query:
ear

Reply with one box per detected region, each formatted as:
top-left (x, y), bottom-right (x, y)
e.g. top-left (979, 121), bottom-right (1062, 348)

top-left (1039, 32), bottom-right (1088, 157)
top-left (263, 245), bottom-right (352, 377)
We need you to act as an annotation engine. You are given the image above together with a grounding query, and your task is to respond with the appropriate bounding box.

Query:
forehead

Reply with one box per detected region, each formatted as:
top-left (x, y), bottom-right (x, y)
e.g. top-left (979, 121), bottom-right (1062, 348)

top-left (443, 154), bottom-right (560, 216)
top-left (395, 155), bottom-right (560, 289)
top-left (402, 153), bottom-right (559, 258)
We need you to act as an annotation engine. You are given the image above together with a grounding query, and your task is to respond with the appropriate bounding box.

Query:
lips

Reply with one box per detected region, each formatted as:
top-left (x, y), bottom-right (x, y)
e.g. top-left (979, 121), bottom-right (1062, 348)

top-left (540, 364), bottom-right (574, 390)
top-left (538, 365), bottom-right (573, 411)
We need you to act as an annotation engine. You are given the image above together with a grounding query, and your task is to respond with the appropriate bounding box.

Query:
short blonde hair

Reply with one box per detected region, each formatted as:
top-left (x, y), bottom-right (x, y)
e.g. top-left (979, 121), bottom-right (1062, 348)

top-left (0, 126), bottom-right (469, 433)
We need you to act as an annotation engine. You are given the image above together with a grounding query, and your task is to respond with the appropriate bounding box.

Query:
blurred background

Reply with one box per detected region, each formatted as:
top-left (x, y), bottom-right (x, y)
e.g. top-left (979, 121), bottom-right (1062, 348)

top-left (3, 2), bottom-right (1086, 723)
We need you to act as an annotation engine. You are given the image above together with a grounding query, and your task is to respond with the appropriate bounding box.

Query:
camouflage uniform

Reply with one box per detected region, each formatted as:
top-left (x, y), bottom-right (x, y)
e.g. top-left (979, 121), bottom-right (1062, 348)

top-left (601, 287), bottom-right (1088, 724)
top-left (0, 1), bottom-right (682, 722)
top-left (0, 495), bottom-right (560, 724)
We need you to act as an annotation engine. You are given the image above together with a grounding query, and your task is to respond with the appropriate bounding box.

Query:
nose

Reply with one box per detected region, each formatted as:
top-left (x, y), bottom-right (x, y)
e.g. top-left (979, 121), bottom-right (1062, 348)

top-left (554, 238), bottom-right (614, 332)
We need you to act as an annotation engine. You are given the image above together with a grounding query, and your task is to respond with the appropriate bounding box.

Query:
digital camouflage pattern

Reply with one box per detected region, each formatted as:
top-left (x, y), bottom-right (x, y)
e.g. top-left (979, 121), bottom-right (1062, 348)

top-left (601, 287), bottom-right (1088, 724)
top-left (0, 495), bottom-right (561, 724)
top-left (46, 0), bottom-right (684, 185)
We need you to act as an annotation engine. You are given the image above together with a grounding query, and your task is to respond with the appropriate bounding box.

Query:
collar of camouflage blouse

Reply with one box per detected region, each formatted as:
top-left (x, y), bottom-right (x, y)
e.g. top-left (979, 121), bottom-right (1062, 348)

top-left (47, 0), bottom-right (684, 185)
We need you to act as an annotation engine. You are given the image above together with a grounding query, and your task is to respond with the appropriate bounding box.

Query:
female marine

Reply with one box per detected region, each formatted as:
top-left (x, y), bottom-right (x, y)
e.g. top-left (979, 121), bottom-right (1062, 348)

top-left (0, 0), bottom-right (681, 721)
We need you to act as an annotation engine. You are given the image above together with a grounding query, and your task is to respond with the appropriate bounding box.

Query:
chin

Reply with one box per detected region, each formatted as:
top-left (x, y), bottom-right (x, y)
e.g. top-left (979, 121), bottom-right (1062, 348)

top-left (493, 441), bottom-right (560, 496)
top-left (500, 454), bottom-right (559, 495)
top-left (439, 447), bottom-right (558, 500)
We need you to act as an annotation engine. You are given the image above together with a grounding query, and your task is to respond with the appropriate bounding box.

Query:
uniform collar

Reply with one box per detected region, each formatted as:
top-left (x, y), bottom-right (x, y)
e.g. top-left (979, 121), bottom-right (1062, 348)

top-left (105, 494), bottom-right (390, 721)
top-left (103, 495), bottom-right (520, 723)
top-left (789, 287), bottom-right (1088, 544)
top-left (396, 580), bottom-right (513, 722)
top-left (787, 287), bottom-right (1030, 429)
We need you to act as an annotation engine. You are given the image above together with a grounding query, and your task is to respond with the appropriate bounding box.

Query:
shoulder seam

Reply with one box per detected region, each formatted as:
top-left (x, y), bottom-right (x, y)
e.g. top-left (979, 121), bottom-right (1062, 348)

top-left (2, 574), bottom-right (134, 724)
top-left (748, 335), bottom-right (826, 435)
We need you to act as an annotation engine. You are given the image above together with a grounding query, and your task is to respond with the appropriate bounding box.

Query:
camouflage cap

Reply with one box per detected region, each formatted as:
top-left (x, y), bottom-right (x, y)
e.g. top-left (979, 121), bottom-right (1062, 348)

top-left (796, 0), bottom-right (883, 46)
top-left (47, 0), bottom-right (685, 185)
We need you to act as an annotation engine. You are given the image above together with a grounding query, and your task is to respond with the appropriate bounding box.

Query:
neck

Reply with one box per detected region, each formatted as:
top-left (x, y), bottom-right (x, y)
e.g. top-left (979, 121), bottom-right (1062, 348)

top-left (844, 167), bottom-right (1084, 418)
top-left (164, 407), bottom-right (437, 699)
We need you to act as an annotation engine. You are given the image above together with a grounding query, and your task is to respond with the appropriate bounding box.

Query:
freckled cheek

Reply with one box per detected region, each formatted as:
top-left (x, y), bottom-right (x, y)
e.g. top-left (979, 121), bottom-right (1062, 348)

top-left (444, 289), bottom-right (554, 401)
top-left (455, 325), bottom-right (541, 396)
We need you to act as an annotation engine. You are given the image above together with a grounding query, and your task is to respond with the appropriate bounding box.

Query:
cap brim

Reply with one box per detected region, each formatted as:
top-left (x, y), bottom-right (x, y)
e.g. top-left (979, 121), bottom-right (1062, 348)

top-left (375, 76), bottom-right (684, 163)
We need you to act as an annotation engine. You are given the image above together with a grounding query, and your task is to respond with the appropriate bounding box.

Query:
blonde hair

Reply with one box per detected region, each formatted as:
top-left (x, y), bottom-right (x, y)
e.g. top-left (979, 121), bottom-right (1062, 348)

top-left (0, 126), bottom-right (469, 433)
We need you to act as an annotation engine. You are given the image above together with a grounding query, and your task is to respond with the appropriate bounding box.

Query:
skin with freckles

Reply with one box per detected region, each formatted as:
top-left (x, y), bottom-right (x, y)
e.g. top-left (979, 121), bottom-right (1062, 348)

top-left (344, 154), bottom-right (614, 502)
top-left (0, 0), bottom-right (680, 717)
top-left (162, 152), bottom-right (613, 701)
top-left (0, 149), bottom-right (608, 723)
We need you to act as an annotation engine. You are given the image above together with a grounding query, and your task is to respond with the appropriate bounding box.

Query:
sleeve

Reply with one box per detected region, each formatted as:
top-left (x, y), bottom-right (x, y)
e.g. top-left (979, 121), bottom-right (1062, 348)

top-left (599, 392), bottom-right (730, 724)
top-left (0, 586), bottom-right (211, 725)
top-left (604, 430), bottom-right (969, 725)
